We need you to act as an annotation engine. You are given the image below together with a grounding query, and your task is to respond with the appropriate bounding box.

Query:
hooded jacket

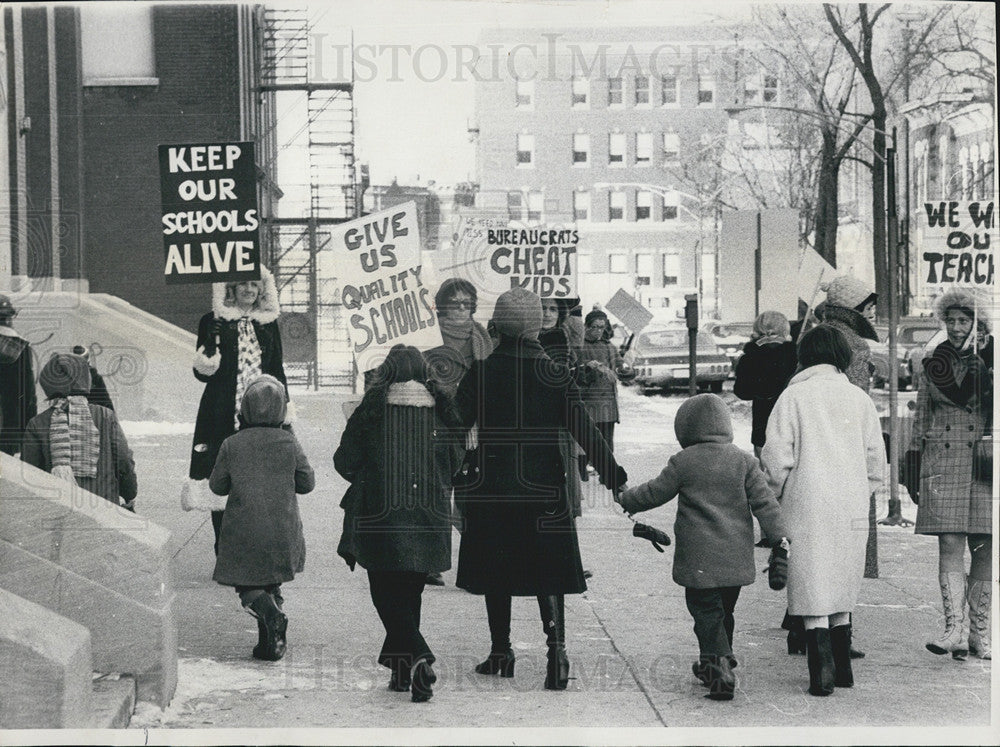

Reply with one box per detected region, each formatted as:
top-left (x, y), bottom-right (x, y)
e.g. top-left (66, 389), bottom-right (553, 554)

top-left (618, 394), bottom-right (786, 588)
top-left (189, 268), bottom-right (288, 480)
top-left (0, 326), bottom-right (37, 454)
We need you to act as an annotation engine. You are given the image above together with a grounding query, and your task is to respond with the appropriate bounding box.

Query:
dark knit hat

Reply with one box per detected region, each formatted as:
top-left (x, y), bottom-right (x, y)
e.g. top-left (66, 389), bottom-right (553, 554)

top-left (239, 374), bottom-right (287, 426)
top-left (39, 353), bottom-right (92, 399)
top-left (0, 294), bottom-right (15, 319)
top-left (674, 393), bottom-right (733, 448)
top-left (492, 287), bottom-right (542, 340)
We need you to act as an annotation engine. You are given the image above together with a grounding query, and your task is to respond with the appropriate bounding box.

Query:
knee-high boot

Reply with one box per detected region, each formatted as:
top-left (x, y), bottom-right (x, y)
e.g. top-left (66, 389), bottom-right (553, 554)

top-left (806, 628), bottom-right (835, 696)
top-left (927, 572), bottom-right (968, 659)
top-left (476, 594), bottom-right (515, 676)
top-left (829, 625), bottom-right (854, 687)
top-left (967, 578), bottom-right (992, 660)
top-left (539, 595), bottom-right (569, 690)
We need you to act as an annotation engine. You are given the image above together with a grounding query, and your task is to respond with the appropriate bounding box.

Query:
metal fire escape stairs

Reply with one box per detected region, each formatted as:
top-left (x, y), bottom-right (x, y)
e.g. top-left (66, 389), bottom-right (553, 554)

top-left (260, 6), bottom-right (357, 388)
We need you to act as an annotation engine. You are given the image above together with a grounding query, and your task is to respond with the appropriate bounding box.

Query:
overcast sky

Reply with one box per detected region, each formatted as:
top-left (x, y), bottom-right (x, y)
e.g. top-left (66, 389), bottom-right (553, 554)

top-left (299, 0), bottom-right (754, 189)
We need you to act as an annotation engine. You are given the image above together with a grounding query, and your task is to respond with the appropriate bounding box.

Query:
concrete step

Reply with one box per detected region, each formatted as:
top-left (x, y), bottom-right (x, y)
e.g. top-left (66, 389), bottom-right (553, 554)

top-left (92, 676), bottom-right (135, 728)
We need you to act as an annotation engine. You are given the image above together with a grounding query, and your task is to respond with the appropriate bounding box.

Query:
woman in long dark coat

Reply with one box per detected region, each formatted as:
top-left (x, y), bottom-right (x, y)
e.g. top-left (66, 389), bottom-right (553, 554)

top-left (455, 287), bottom-right (627, 690)
top-left (334, 345), bottom-right (464, 702)
top-left (189, 267), bottom-right (289, 553)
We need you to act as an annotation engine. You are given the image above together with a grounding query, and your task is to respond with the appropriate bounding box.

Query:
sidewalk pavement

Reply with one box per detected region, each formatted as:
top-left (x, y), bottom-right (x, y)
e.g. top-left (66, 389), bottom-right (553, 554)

top-left (124, 387), bottom-right (994, 742)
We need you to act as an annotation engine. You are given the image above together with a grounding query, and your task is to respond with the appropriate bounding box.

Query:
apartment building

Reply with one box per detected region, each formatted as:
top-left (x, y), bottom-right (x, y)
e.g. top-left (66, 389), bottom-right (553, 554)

top-left (471, 26), bottom-right (777, 312)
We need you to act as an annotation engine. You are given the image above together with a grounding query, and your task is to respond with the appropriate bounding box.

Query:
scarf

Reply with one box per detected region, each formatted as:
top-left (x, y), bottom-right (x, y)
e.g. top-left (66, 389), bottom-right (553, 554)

top-left (50, 395), bottom-right (99, 480)
top-left (439, 317), bottom-right (492, 366)
top-left (234, 317), bottom-right (263, 429)
top-left (923, 339), bottom-right (989, 408)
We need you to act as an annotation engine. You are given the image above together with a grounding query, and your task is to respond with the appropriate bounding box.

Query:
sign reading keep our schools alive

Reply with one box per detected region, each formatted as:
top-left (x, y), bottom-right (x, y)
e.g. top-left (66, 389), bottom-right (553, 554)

top-left (335, 202), bottom-right (440, 372)
top-left (920, 200), bottom-right (995, 287)
top-left (158, 142), bottom-right (261, 284)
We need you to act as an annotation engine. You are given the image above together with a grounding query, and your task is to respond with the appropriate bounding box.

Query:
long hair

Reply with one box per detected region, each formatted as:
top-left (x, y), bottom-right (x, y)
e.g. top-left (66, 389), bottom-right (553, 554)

top-left (798, 324), bottom-right (852, 372)
top-left (362, 344), bottom-right (461, 428)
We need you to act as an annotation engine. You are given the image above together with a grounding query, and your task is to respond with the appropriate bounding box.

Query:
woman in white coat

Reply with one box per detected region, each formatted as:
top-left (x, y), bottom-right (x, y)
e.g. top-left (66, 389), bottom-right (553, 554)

top-left (761, 325), bottom-right (885, 696)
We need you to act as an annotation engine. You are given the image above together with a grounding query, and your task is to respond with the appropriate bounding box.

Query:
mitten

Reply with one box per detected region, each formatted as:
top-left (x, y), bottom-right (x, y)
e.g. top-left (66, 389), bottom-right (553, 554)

top-left (193, 346), bottom-right (221, 376)
top-left (283, 400), bottom-right (297, 426)
top-left (768, 539), bottom-right (789, 590)
top-left (633, 522), bottom-right (671, 552)
top-left (901, 450), bottom-right (921, 504)
top-left (600, 464), bottom-right (628, 492)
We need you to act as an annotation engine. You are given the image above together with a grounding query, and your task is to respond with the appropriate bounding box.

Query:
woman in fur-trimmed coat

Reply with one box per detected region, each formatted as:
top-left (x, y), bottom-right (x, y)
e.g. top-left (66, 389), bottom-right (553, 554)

top-left (334, 345), bottom-right (463, 702)
top-left (189, 267), bottom-right (289, 553)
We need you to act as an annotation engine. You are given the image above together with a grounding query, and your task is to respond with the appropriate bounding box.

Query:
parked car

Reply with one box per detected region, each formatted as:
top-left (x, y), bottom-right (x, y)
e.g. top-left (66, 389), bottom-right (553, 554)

top-left (703, 321), bottom-right (755, 366)
top-left (624, 325), bottom-right (731, 394)
top-left (868, 316), bottom-right (942, 389)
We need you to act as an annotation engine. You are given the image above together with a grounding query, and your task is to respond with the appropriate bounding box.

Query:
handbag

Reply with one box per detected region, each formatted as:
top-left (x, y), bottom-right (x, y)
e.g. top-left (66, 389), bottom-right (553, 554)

top-left (180, 478), bottom-right (228, 512)
top-left (973, 435), bottom-right (993, 483)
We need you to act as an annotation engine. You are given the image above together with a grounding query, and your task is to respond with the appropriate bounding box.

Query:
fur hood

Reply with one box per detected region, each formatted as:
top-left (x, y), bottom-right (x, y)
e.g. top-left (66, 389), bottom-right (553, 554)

top-left (212, 266), bottom-right (281, 323)
top-left (386, 380), bottom-right (436, 407)
top-left (815, 302), bottom-right (879, 342)
top-left (934, 286), bottom-right (993, 334)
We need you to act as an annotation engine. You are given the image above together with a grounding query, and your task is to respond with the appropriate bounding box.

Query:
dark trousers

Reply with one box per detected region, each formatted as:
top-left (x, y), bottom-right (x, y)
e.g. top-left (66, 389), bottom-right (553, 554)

top-left (211, 509), bottom-right (224, 555)
top-left (235, 584), bottom-right (283, 609)
top-left (368, 570), bottom-right (433, 673)
top-left (484, 593), bottom-right (564, 648)
top-left (685, 586), bottom-right (741, 658)
top-left (595, 421), bottom-right (615, 452)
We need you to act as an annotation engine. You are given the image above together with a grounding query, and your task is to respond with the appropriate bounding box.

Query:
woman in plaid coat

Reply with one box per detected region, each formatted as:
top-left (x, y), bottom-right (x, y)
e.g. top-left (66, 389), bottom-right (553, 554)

top-left (907, 288), bottom-right (993, 661)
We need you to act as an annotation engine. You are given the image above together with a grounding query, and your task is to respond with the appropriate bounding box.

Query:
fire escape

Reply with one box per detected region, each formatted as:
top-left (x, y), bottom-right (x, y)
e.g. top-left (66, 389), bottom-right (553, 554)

top-left (260, 7), bottom-right (358, 388)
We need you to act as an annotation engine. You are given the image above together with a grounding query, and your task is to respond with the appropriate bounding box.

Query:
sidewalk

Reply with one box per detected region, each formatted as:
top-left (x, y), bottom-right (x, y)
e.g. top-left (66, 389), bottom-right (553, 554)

top-left (125, 387), bottom-right (994, 741)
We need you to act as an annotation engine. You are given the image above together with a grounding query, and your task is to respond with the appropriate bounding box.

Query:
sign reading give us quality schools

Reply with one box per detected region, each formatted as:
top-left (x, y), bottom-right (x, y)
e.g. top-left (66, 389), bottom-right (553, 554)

top-left (158, 142), bottom-right (261, 284)
top-left (334, 202), bottom-right (440, 372)
top-left (920, 200), bottom-right (996, 287)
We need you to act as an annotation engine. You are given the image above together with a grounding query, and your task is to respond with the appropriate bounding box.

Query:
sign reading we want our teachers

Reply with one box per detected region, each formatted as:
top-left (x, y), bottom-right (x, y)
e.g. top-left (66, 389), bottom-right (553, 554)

top-left (334, 202), bottom-right (440, 373)
top-left (920, 199), bottom-right (996, 287)
top-left (158, 141), bottom-right (261, 284)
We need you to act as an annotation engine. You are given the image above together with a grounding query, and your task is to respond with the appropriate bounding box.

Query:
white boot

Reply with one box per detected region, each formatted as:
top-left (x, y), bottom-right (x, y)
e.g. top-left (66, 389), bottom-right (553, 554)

top-left (967, 579), bottom-right (992, 660)
top-left (927, 572), bottom-right (968, 659)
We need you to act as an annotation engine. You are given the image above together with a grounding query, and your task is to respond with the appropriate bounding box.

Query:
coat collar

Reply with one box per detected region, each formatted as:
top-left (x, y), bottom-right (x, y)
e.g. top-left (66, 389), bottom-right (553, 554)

top-left (212, 266), bottom-right (281, 323)
top-left (788, 363), bottom-right (848, 386)
top-left (492, 335), bottom-right (548, 360)
top-left (817, 303), bottom-right (879, 341)
top-left (387, 380), bottom-right (436, 407)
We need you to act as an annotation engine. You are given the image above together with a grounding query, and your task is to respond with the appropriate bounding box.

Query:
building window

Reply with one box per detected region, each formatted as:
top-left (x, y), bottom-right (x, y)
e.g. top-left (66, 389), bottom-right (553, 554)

top-left (578, 253), bottom-right (592, 274)
top-left (609, 133), bottom-right (626, 165)
top-left (609, 192), bottom-right (625, 221)
top-left (662, 193), bottom-right (679, 221)
top-left (636, 133), bottom-right (652, 165)
top-left (663, 132), bottom-right (680, 162)
top-left (573, 133), bottom-right (590, 165)
top-left (516, 78), bottom-right (534, 108)
top-left (572, 76), bottom-right (589, 107)
top-left (661, 74), bottom-right (678, 105)
top-left (507, 191), bottom-right (523, 221)
top-left (636, 191), bottom-right (652, 221)
top-left (609, 254), bottom-right (629, 273)
top-left (574, 191), bottom-right (590, 221)
top-left (81, 5), bottom-right (156, 84)
top-left (663, 254), bottom-right (680, 285)
top-left (635, 75), bottom-right (649, 105)
top-left (516, 134), bottom-right (534, 167)
top-left (762, 74), bottom-right (779, 103)
top-left (697, 75), bottom-right (715, 106)
top-left (527, 191), bottom-right (544, 222)
top-left (636, 254), bottom-right (654, 286)
top-left (608, 78), bottom-right (623, 106)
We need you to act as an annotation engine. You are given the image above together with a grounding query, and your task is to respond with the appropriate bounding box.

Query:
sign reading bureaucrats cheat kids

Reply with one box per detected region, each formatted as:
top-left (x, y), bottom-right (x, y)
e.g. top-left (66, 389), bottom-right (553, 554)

top-left (335, 201), bottom-right (440, 373)
top-left (159, 141), bottom-right (261, 284)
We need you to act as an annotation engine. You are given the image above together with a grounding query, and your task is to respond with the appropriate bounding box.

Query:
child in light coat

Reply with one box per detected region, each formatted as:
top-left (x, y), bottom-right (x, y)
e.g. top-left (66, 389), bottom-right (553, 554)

top-left (210, 374), bottom-right (315, 662)
top-left (616, 394), bottom-right (787, 701)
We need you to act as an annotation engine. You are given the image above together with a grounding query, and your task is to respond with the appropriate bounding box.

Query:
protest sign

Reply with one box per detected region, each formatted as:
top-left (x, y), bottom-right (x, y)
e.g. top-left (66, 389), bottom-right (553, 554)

top-left (159, 142), bottom-right (261, 284)
top-left (605, 288), bottom-right (654, 333)
top-left (919, 200), bottom-right (995, 287)
top-left (334, 202), bottom-right (439, 373)
top-left (485, 226), bottom-right (579, 299)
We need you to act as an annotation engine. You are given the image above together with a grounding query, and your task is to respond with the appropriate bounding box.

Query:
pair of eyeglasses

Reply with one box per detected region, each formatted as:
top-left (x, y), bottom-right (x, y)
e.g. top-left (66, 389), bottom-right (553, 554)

top-left (447, 300), bottom-right (473, 309)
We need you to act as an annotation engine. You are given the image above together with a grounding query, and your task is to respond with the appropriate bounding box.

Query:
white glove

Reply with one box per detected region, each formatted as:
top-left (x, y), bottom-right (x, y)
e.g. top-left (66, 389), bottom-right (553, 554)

top-left (51, 464), bottom-right (77, 484)
top-left (283, 400), bottom-right (297, 426)
top-left (193, 346), bottom-right (221, 376)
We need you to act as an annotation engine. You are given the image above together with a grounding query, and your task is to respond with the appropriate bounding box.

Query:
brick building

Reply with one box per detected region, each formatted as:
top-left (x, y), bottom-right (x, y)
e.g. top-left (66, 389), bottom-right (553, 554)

top-left (470, 26), bottom-right (782, 314)
top-left (3, 4), bottom-right (278, 334)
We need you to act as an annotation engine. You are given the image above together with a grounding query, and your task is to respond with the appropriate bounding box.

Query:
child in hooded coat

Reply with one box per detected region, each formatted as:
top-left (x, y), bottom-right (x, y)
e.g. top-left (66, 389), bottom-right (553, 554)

top-left (210, 374), bottom-right (315, 662)
top-left (615, 394), bottom-right (787, 701)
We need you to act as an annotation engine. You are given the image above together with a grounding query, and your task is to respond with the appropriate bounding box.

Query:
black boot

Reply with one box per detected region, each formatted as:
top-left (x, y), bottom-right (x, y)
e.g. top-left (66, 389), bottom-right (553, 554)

top-left (784, 612), bottom-right (806, 655)
top-left (252, 617), bottom-right (268, 660)
top-left (388, 660), bottom-right (412, 692)
top-left (411, 657), bottom-right (436, 703)
top-left (540, 595), bottom-right (569, 690)
top-left (476, 594), bottom-right (516, 677)
top-left (703, 655), bottom-right (735, 701)
top-left (829, 625), bottom-right (854, 687)
top-left (248, 593), bottom-right (288, 662)
top-left (806, 628), bottom-right (835, 696)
